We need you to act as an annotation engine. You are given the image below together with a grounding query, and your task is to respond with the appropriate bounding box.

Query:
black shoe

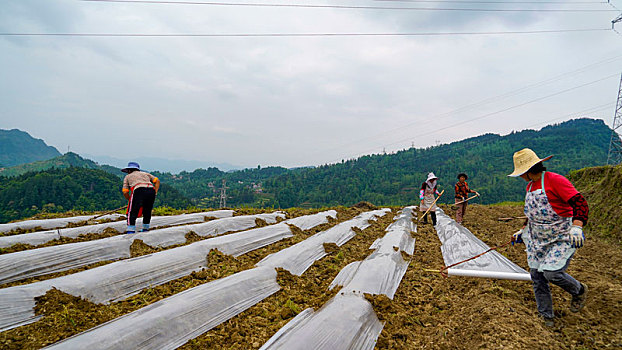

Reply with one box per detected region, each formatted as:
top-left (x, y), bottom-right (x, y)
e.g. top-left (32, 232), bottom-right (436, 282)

top-left (570, 283), bottom-right (588, 312)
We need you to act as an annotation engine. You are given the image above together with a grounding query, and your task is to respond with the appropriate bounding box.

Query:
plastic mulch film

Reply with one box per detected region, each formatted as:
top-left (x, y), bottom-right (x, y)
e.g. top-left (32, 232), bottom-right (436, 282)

top-left (0, 212), bottom-right (285, 285)
top-left (0, 214), bottom-right (124, 233)
top-left (0, 211), bottom-right (336, 332)
top-left (257, 209), bottom-right (391, 276)
top-left (40, 210), bottom-right (371, 349)
top-left (260, 207), bottom-right (416, 350)
top-left (259, 293), bottom-right (384, 350)
top-left (434, 208), bottom-right (531, 281)
top-left (44, 267), bottom-right (280, 350)
top-left (283, 210), bottom-right (337, 231)
top-left (0, 210), bottom-right (234, 248)
top-left (329, 207), bottom-right (416, 299)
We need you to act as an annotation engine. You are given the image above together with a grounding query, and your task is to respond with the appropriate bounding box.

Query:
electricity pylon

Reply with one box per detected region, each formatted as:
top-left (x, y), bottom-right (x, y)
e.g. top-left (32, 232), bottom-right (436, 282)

top-left (607, 73), bottom-right (622, 165)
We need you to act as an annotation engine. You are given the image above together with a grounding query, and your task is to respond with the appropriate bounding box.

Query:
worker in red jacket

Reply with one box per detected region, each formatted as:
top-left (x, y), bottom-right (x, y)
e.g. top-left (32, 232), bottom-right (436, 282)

top-left (121, 162), bottom-right (160, 233)
top-left (509, 148), bottom-right (588, 327)
top-left (454, 173), bottom-right (478, 224)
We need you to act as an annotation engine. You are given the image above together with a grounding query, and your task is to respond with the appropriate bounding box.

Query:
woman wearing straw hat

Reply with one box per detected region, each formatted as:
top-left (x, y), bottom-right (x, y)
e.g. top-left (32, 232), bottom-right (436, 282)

top-left (420, 172), bottom-right (441, 225)
top-left (509, 148), bottom-right (589, 327)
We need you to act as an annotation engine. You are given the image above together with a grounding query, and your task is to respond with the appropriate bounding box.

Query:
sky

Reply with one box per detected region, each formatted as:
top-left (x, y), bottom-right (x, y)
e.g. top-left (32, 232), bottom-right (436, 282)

top-left (1, 0), bottom-right (622, 170)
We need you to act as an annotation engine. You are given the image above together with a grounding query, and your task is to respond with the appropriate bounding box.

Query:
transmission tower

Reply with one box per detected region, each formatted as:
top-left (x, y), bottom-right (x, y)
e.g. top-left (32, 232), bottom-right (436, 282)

top-left (219, 179), bottom-right (228, 208)
top-left (607, 73), bottom-right (622, 165)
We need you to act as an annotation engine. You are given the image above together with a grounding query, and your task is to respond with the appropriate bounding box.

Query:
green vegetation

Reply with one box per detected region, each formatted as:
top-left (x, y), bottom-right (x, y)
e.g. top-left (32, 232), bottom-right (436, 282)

top-left (1, 118), bottom-right (616, 222)
top-left (0, 129), bottom-right (61, 167)
top-left (568, 163), bottom-right (622, 245)
top-left (0, 167), bottom-right (190, 223)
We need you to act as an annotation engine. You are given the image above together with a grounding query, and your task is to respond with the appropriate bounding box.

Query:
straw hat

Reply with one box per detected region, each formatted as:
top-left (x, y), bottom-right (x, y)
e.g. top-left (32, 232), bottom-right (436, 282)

top-left (426, 172), bottom-right (438, 182)
top-left (508, 148), bottom-right (552, 177)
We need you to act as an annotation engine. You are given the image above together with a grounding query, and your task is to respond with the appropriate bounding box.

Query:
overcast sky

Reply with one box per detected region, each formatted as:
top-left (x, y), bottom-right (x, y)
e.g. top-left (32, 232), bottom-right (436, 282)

top-left (1, 0), bottom-right (622, 169)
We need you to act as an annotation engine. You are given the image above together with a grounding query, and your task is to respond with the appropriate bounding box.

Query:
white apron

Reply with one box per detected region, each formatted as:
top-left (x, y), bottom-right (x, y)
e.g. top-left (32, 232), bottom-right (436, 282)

top-left (523, 172), bottom-right (574, 272)
top-left (419, 186), bottom-right (437, 212)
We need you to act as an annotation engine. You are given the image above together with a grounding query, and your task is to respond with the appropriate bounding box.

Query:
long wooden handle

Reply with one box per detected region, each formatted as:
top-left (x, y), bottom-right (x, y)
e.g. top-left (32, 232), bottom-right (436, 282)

top-left (418, 189), bottom-right (444, 222)
top-left (454, 193), bottom-right (480, 206)
top-left (91, 205), bottom-right (128, 221)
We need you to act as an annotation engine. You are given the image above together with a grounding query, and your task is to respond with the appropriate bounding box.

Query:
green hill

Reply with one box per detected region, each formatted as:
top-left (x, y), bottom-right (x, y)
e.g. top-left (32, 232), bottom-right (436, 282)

top-left (0, 152), bottom-right (121, 178)
top-left (0, 167), bottom-right (191, 223)
top-left (0, 129), bottom-right (61, 167)
top-left (568, 164), bottom-right (622, 246)
top-left (261, 118), bottom-right (615, 207)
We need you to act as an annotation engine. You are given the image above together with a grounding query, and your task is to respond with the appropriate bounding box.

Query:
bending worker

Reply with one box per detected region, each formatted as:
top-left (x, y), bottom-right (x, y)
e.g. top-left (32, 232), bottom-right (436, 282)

top-left (509, 148), bottom-right (588, 327)
top-left (454, 173), bottom-right (478, 224)
top-left (420, 172), bottom-right (441, 225)
top-left (121, 161), bottom-right (160, 234)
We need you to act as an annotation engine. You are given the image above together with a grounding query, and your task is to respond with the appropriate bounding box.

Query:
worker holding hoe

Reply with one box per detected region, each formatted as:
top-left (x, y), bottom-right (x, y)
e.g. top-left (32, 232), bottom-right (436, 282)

top-left (121, 162), bottom-right (160, 234)
top-left (509, 148), bottom-right (589, 327)
top-left (454, 173), bottom-right (479, 224)
top-left (420, 172), bottom-right (441, 225)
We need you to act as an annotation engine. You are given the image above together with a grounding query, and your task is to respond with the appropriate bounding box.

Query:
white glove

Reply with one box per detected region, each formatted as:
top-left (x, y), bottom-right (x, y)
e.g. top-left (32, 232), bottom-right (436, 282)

top-left (512, 228), bottom-right (524, 245)
top-left (569, 225), bottom-right (584, 248)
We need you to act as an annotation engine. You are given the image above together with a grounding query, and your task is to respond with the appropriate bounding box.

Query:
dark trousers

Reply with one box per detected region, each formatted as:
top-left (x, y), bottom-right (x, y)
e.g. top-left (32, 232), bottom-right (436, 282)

top-left (422, 211), bottom-right (437, 225)
top-left (529, 255), bottom-right (582, 319)
top-left (128, 187), bottom-right (156, 226)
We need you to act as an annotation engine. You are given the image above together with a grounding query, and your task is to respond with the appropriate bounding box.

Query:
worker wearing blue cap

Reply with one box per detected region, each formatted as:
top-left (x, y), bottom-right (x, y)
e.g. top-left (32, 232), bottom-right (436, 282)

top-left (121, 162), bottom-right (160, 233)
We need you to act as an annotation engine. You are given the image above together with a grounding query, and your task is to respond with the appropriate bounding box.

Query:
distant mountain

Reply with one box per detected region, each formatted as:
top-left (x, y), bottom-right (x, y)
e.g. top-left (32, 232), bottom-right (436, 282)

top-left (0, 129), bottom-right (61, 167)
top-left (0, 152), bottom-right (121, 178)
top-left (85, 154), bottom-right (242, 173)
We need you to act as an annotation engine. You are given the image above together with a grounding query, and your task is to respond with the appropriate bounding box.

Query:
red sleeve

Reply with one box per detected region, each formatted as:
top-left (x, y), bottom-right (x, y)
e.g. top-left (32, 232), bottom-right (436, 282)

top-left (545, 172), bottom-right (579, 202)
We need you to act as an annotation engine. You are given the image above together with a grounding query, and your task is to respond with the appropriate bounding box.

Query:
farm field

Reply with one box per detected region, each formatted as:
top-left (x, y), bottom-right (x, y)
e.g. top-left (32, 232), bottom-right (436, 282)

top-left (1, 204), bottom-right (620, 349)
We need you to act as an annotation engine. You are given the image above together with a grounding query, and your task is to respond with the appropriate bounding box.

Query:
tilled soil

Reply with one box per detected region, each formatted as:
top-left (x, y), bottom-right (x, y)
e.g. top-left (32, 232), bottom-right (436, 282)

top-left (0, 207), bottom-right (357, 349)
top-left (373, 204), bottom-right (622, 349)
top-left (2, 204), bottom-right (621, 349)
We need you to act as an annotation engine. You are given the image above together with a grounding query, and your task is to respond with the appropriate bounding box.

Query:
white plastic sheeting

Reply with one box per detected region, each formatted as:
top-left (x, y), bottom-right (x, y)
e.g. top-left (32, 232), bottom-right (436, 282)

top-left (259, 293), bottom-right (384, 350)
top-left (45, 267), bottom-right (280, 350)
top-left (283, 210), bottom-right (337, 231)
top-left (261, 207), bottom-right (416, 350)
top-left (0, 210), bottom-right (234, 248)
top-left (257, 209), bottom-right (391, 276)
top-left (434, 208), bottom-right (531, 281)
top-left (40, 210), bottom-right (383, 349)
top-left (0, 223), bottom-right (294, 332)
top-left (0, 212), bottom-right (284, 285)
top-left (0, 214), bottom-right (124, 233)
top-left (0, 211), bottom-right (337, 332)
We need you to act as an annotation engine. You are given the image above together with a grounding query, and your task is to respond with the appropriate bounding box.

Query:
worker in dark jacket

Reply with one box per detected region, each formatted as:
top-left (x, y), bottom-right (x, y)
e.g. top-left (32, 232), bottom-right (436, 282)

top-left (454, 173), bottom-right (478, 224)
top-left (121, 162), bottom-right (160, 233)
top-left (509, 148), bottom-right (588, 327)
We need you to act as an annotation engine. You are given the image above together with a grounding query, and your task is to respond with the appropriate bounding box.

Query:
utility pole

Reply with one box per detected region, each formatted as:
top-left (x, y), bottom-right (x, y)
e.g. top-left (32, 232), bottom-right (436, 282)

top-left (607, 73), bottom-right (622, 165)
top-left (219, 179), bottom-right (228, 208)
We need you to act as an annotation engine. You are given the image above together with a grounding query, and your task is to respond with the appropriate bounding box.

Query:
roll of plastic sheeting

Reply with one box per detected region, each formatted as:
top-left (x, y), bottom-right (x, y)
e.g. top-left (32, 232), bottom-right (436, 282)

top-left (0, 210), bottom-right (235, 248)
top-left (434, 208), bottom-right (530, 281)
top-left (0, 214), bottom-right (124, 233)
top-left (257, 209), bottom-right (391, 276)
top-left (0, 211), bottom-right (337, 332)
top-left (283, 210), bottom-right (337, 231)
top-left (0, 212), bottom-right (284, 285)
top-left (44, 267), bottom-right (280, 350)
top-left (259, 293), bottom-right (384, 350)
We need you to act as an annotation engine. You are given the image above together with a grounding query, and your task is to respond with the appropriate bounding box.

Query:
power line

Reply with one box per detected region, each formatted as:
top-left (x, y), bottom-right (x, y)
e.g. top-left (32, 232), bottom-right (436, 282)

top-left (80, 0), bottom-right (618, 12)
top-left (332, 73), bottom-right (620, 163)
top-left (372, 0), bottom-right (605, 3)
top-left (0, 28), bottom-right (610, 37)
top-left (308, 52), bottom-right (622, 157)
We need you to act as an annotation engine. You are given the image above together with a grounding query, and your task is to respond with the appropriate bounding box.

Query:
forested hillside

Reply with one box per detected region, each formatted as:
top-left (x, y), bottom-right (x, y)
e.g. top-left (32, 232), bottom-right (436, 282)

top-left (0, 152), bottom-right (120, 178)
top-left (0, 129), bottom-right (61, 167)
top-left (0, 167), bottom-right (190, 223)
top-left (262, 118), bottom-right (613, 207)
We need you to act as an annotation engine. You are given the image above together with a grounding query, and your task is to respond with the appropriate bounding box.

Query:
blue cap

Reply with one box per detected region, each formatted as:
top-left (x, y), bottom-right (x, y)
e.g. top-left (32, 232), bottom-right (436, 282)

top-left (122, 161), bottom-right (140, 173)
